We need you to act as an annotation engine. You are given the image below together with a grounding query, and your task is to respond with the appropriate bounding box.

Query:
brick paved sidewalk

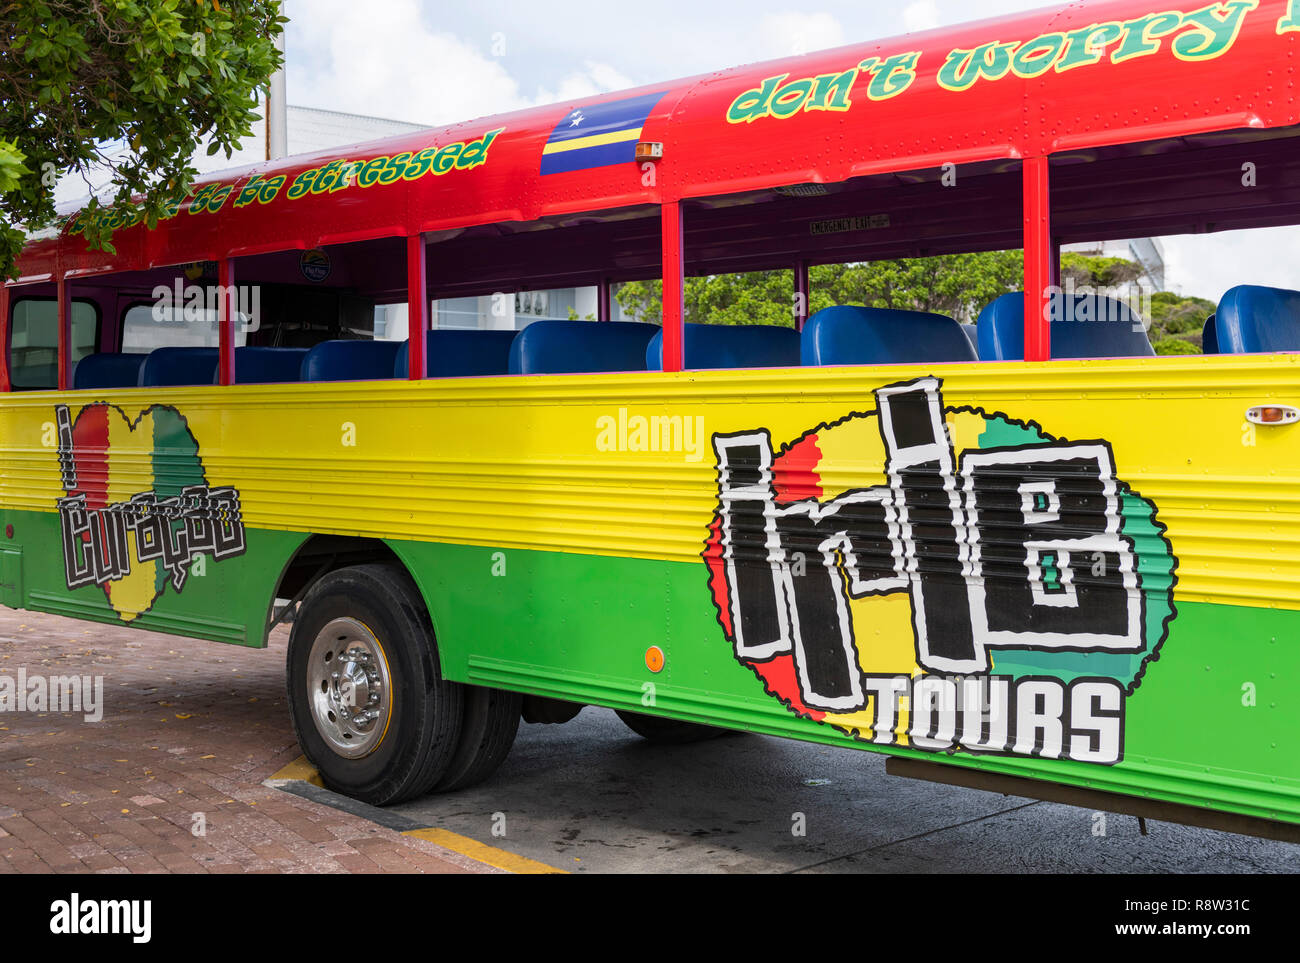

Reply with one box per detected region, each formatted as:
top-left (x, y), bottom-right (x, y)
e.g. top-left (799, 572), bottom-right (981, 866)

top-left (0, 608), bottom-right (494, 874)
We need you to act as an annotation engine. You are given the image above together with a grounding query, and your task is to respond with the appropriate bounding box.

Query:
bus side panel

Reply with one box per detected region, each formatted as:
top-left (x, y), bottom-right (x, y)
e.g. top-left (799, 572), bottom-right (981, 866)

top-left (386, 356), bottom-right (1300, 825)
top-left (0, 389), bottom-right (309, 647)
top-left (4, 506), bottom-right (304, 646)
top-left (0, 364), bottom-right (1294, 824)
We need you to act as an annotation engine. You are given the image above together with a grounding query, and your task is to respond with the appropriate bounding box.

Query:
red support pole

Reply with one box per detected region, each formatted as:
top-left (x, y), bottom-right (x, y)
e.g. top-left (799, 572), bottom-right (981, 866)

top-left (661, 201), bottom-right (684, 372)
top-left (1023, 157), bottom-right (1052, 362)
top-left (0, 283), bottom-right (10, 393)
top-left (56, 275), bottom-right (69, 390)
top-left (407, 234), bottom-right (428, 380)
top-left (217, 258), bottom-right (236, 385)
top-left (794, 259), bottom-right (810, 331)
top-left (597, 277), bottom-right (611, 322)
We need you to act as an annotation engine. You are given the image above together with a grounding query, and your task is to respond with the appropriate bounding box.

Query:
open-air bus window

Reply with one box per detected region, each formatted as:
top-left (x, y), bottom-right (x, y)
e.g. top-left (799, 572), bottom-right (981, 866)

top-left (1048, 126), bottom-right (1300, 359)
top-left (419, 205), bottom-right (661, 375)
top-left (1138, 225), bottom-right (1300, 356)
top-left (57, 239), bottom-right (407, 388)
top-left (8, 298), bottom-right (98, 389)
top-left (620, 158), bottom-right (1027, 369)
top-left (221, 237), bottom-right (405, 383)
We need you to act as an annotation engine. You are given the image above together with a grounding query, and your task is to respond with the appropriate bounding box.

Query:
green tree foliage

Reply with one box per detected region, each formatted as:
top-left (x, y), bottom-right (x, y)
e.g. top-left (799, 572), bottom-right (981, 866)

top-left (816, 252), bottom-right (1024, 321)
top-left (615, 270), bottom-right (796, 327)
top-left (1147, 290), bottom-right (1217, 353)
top-left (615, 251), bottom-right (1025, 327)
top-left (0, 0), bottom-right (287, 277)
top-left (1060, 252), bottom-right (1144, 288)
top-left (1063, 258), bottom-right (1215, 353)
top-left (615, 251), bottom-right (1220, 355)
top-left (0, 140), bottom-right (29, 193)
top-left (1153, 336), bottom-right (1202, 355)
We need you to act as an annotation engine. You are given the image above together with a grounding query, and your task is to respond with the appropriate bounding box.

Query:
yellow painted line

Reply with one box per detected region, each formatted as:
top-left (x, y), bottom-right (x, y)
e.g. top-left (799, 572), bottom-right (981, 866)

top-left (270, 755), bottom-right (324, 787)
top-left (403, 827), bottom-right (568, 875)
top-left (270, 756), bottom-right (567, 873)
top-left (541, 128), bottom-right (641, 154)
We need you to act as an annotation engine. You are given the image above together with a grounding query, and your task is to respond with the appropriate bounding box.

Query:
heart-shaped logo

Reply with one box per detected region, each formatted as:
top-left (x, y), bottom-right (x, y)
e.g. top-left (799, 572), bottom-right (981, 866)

top-left (54, 403), bottom-right (246, 622)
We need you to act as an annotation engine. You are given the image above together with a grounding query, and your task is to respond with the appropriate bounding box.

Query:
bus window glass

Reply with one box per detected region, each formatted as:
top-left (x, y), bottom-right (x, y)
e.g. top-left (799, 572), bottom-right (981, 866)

top-left (373, 303), bottom-right (409, 341)
top-left (8, 299), bottom-right (97, 389)
top-left (121, 302), bottom-right (249, 353)
top-left (432, 286), bottom-right (601, 330)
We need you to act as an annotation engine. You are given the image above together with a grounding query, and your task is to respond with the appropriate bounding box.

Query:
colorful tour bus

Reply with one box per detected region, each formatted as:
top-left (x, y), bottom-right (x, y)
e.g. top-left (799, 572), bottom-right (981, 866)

top-left (2, 0), bottom-right (1298, 839)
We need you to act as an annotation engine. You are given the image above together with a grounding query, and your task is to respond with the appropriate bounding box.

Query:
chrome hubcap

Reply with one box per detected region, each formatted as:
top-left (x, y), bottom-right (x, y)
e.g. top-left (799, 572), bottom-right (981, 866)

top-left (307, 617), bottom-right (392, 758)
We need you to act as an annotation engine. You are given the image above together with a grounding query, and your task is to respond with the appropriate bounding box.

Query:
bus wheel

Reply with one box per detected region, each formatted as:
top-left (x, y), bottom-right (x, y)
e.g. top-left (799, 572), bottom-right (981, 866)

top-left (615, 709), bottom-right (723, 744)
top-left (287, 564), bottom-right (463, 805)
top-left (433, 685), bottom-right (522, 792)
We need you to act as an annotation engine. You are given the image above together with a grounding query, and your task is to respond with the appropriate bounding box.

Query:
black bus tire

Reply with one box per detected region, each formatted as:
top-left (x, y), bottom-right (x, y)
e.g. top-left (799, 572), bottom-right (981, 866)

top-left (615, 709), bottom-right (724, 744)
top-left (434, 685), bottom-right (522, 793)
top-left (286, 563), bottom-right (463, 805)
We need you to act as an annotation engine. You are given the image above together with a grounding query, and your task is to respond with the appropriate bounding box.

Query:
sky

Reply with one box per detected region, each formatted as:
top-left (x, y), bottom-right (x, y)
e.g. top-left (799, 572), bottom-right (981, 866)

top-left (194, 1), bottom-right (1300, 299)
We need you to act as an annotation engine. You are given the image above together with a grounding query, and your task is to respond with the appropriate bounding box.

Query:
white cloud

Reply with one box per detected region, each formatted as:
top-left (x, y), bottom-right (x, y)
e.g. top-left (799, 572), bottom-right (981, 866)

top-left (756, 12), bottom-right (847, 58)
top-left (902, 1), bottom-right (941, 32)
top-left (286, 1), bottom-right (641, 123)
top-left (533, 61), bottom-right (637, 109)
top-left (1161, 228), bottom-right (1300, 301)
top-left (288, 0), bottom-right (526, 124)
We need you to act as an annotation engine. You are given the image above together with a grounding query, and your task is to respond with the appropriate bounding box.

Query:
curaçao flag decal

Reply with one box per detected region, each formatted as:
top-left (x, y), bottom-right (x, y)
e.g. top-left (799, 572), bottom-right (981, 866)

top-left (53, 403), bottom-right (246, 622)
top-left (704, 377), bottom-right (1179, 766)
top-left (540, 90), bottom-right (670, 175)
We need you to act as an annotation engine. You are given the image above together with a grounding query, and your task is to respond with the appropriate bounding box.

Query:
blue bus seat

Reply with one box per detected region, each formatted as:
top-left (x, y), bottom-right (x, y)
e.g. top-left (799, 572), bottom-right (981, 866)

top-left (801, 305), bottom-right (976, 366)
top-left (959, 324), bottom-right (978, 357)
top-left (1202, 315), bottom-right (1219, 355)
top-left (976, 292), bottom-right (1154, 360)
top-left (73, 353), bottom-right (147, 390)
top-left (229, 347), bottom-right (308, 384)
top-left (393, 330), bottom-right (516, 378)
top-left (138, 347), bottom-right (219, 387)
top-left (645, 323), bottom-right (800, 370)
top-left (507, 321), bottom-right (657, 375)
top-left (1215, 286), bottom-right (1300, 353)
top-left (301, 340), bottom-right (402, 382)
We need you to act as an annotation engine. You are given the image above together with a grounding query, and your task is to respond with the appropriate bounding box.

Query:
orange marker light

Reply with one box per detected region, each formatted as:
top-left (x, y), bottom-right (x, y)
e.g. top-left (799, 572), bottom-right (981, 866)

top-left (635, 141), bottom-right (664, 162)
top-left (1246, 404), bottom-right (1299, 426)
top-left (645, 645), bottom-right (665, 673)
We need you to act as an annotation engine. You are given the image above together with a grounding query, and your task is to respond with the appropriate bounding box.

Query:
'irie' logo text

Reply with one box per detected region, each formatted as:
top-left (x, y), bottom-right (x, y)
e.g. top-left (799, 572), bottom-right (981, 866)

top-left (703, 377), bottom-right (1177, 764)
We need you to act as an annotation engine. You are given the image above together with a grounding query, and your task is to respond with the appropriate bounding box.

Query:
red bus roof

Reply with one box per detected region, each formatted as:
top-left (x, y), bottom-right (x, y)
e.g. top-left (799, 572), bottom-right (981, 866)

top-left (14, 0), bottom-right (1298, 282)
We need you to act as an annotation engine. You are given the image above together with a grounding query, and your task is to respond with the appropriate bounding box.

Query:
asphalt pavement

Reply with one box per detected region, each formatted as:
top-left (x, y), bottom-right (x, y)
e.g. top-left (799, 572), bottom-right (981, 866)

top-left (389, 707), bottom-right (1299, 873)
